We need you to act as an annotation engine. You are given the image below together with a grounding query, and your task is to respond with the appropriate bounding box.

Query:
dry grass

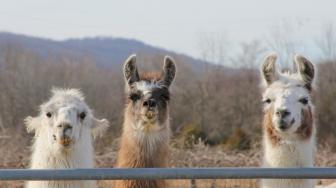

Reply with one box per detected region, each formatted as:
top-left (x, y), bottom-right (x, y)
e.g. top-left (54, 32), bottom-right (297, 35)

top-left (0, 133), bottom-right (335, 187)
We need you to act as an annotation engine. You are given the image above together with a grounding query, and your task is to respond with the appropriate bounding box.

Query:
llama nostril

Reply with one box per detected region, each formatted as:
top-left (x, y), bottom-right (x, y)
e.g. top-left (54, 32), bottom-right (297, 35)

top-left (143, 101), bottom-right (149, 107)
top-left (58, 123), bottom-right (72, 130)
top-left (283, 111), bottom-right (290, 117)
top-left (276, 109), bottom-right (291, 118)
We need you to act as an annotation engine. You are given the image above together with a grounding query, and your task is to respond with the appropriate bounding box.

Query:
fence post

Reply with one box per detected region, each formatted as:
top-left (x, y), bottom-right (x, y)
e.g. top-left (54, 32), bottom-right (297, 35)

top-left (190, 179), bottom-right (197, 188)
top-left (210, 179), bottom-right (216, 188)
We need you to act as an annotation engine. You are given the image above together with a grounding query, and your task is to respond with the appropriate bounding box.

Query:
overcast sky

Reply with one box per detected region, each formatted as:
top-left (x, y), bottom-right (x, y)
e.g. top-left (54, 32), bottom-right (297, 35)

top-left (0, 0), bottom-right (335, 60)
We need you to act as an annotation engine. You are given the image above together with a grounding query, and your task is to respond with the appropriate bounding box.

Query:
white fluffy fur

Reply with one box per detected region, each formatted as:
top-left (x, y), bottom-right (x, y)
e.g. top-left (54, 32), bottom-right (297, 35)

top-left (261, 54), bottom-right (316, 188)
top-left (262, 131), bottom-right (315, 188)
top-left (135, 81), bottom-right (162, 94)
top-left (25, 88), bottom-right (109, 188)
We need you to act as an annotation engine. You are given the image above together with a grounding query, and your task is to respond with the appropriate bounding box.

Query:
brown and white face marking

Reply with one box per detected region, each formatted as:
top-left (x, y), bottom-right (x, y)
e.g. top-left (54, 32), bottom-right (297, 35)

top-left (261, 53), bottom-right (315, 137)
top-left (123, 55), bottom-right (176, 132)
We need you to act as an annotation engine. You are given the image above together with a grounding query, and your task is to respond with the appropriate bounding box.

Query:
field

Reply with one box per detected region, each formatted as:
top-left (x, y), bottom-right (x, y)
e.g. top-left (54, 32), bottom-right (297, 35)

top-left (0, 131), bottom-right (335, 188)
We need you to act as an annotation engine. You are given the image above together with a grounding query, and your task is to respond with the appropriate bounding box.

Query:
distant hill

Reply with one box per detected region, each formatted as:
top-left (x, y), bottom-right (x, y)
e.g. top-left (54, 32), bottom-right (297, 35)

top-left (0, 32), bottom-right (206, 68)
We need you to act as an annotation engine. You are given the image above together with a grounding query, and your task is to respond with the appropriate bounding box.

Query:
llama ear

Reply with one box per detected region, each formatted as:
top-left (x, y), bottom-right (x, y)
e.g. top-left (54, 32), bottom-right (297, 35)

top-left (24, 116), bottom-right (41, 134)
top-left (161, 56), bottom-right (176, 87)
top-left (91, 118), bottom-right (109, 139)
top-left (294, 54), bottom-right (315, 91)
top-left (123, 54), bottom-right (140, 86)
top-left (261, 53), bottom-right (278, 86)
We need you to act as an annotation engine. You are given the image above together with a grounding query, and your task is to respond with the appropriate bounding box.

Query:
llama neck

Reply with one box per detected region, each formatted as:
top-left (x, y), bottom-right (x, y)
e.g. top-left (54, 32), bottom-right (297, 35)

top-left (30, 127), bottom-right (94, 169)
top-left (263, 133), bottom-right (315, 168)
top-left (117, 119), bottom-right (170, 168)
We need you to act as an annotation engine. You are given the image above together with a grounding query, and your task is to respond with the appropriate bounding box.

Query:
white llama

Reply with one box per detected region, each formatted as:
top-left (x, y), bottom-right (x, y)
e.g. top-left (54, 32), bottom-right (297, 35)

top-left (25, 88), bottom-right (109, 188)
top-left (260, 53), bottom-right (316, 188)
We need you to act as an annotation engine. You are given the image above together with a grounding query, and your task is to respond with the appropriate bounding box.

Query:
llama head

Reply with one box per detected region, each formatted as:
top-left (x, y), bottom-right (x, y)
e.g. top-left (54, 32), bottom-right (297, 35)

top-left (25, 88), bottom-right (109, 150)
top-left (123, 54), bottom-right (176, 132)
top-left (261, 53), bottom-right (315, 135)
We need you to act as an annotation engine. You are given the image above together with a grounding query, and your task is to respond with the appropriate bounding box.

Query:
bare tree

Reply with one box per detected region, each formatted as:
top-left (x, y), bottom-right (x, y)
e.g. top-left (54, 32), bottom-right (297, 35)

top-left (230, 40), bottom-right (266, 69)
top-left (316, 23), bottom-right (336, 61)
top-left (265, 20), bottom-right (303, 68)
top-left (197, 31), bottom-right (229, 65)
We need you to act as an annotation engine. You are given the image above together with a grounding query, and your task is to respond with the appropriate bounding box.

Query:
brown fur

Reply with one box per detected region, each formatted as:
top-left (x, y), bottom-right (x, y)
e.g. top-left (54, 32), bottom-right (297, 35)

top-left (296, 107), bottom-right (313, 140)
top-left (140, 72), bottom-right (162, 82)
top-left (115, 75), bottom-right (170, 188)
top-left (114, 130), bottom-right (169, 188)
top-left (263, 107), bottom-right (281, 146)
top-left (263, 106), bottom-right (314, 146)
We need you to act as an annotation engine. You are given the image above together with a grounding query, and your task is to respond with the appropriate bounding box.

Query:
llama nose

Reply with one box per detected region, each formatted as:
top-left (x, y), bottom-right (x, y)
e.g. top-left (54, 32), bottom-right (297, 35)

top-left (58, 123), bottom-right (73, 130)
top-left (279, 120), bottom-right (289, 130)
top-left (143, 99), bottom-right (156, 108)
top-left (275, 109), bottom-right (291, 119)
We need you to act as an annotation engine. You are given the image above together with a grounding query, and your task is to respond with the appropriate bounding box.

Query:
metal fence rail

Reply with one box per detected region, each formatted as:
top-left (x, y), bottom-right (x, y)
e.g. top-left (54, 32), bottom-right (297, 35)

top-left (0, 168), bottom-right (336, 181)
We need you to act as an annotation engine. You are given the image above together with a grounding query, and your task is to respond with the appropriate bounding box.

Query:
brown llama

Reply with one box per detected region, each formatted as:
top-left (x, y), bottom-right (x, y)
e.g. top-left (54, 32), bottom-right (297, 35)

top-left (115, 54), bottom-right (176, 188)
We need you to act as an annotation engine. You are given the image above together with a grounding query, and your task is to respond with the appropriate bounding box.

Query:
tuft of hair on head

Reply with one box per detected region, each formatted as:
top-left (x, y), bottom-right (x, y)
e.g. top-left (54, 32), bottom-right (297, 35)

top-left (122, 54), bottom-right (177, 89)
top-left (51, 87), bottom-right (85, 101)
top-left (260, 52), bottom-right (278, 87)
top-left (293, 54), bottom-right (315, 91)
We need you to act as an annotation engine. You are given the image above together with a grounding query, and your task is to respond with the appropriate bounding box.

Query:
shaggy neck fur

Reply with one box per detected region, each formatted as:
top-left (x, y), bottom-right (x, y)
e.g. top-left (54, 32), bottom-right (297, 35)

top-left (115, 102), bottom-right (170, 188)
top-left (27, 125), bottom-right (96, 188)
top-left (262, 105), bottom-right (316, 188)
top-left (30, 127), bottom-right (94, 168)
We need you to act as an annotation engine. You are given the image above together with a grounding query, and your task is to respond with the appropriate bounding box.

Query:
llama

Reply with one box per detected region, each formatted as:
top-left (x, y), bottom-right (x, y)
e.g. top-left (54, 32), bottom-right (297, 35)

top-left (114, 54), bottom-right (176, 188)
top-left (260, 53), bottom-right (316, 188)
top-left (25, 88), bottom-right (109, 188)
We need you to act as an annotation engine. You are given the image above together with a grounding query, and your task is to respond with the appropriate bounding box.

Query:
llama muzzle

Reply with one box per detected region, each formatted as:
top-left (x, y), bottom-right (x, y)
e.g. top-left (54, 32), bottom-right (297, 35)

top-left (145, 111), bottom-right (156, 119)
top-left (59, 136), bottom-right (72, 146)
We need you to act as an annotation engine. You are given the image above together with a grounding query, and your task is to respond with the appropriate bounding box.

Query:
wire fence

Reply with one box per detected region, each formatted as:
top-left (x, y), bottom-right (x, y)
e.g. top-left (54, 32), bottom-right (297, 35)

top-left (0, 167), bottom-right (335, 180)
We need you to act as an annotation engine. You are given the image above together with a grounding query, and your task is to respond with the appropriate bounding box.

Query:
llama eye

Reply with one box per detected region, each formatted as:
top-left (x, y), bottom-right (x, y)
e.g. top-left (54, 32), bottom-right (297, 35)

top-left (79, 112), bottom-right (86, 120)
top-left (129, 93), bottom-right (141, 101)
top-left (299, 98), bottom-right (308, 105)
top-left (46, 112), bottom-right (52, 118)
top-left (263, 98), bottom-right (272, 104)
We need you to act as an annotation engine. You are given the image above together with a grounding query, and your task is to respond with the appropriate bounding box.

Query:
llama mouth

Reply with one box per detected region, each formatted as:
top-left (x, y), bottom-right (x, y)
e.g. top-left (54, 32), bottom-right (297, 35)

top-left (277, 120), bottom-right (290, 131)
top-left (145, 111), bottom-right (157, 120)
top-left (59, 137), bottom-right (72, 147)
top-left (278, 119), bottom-right (296, 130)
